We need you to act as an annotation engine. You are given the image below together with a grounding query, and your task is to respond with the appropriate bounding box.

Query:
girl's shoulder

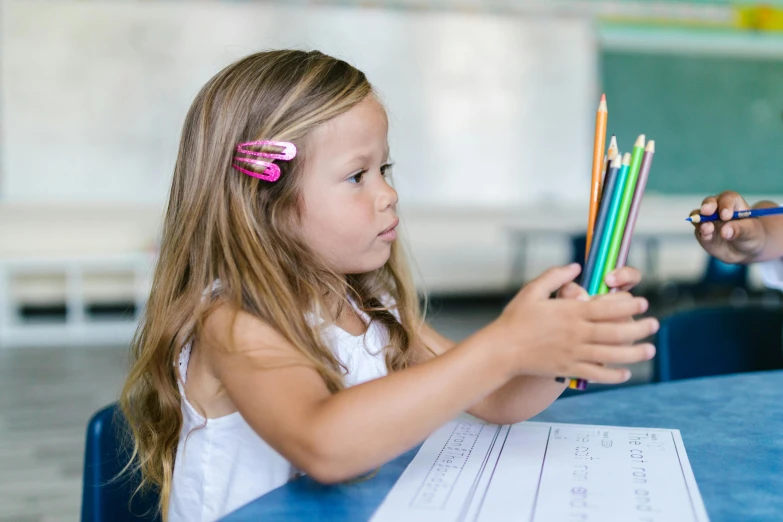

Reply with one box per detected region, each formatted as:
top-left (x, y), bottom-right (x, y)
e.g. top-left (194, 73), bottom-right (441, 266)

top-left (201, 301), bottom-right (304, 361)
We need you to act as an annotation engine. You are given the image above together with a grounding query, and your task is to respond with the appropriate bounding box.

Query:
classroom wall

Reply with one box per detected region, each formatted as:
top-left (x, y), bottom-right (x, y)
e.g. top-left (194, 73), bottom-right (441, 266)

top-left (1, 0), bottom-right (779, 301)
top-left (0, 0), bottom-right (596, 207)
top-left (7, 1), bottom-right (781, 207)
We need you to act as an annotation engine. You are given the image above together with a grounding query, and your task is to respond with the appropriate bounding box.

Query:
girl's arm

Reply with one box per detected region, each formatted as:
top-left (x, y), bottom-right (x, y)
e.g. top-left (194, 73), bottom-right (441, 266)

top-left (208, 307), bottom-right (512, 484)
top-left (415, 323), bottom-right (567, 425)
top-left (206, 265), bottom-right (655, 484)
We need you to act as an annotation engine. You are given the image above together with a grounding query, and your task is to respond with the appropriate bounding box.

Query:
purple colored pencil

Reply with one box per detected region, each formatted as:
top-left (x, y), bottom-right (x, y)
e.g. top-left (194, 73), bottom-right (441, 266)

top-left (615, 140), bottom-right (655, 270)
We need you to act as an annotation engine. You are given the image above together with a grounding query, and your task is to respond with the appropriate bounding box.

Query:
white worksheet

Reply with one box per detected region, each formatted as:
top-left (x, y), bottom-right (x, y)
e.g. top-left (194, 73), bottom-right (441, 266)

top-left (372, 418), bottom-right (709, 522)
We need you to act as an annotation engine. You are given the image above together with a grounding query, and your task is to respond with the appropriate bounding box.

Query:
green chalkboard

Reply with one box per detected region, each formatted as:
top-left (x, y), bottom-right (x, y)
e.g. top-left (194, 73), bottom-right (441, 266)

top-left (602, 51), bottom-right (783, 194)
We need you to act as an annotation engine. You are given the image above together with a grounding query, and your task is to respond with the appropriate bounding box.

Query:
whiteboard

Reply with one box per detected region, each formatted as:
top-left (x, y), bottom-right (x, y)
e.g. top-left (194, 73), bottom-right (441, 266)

top-left (1, 1), bottom-right (596, 206)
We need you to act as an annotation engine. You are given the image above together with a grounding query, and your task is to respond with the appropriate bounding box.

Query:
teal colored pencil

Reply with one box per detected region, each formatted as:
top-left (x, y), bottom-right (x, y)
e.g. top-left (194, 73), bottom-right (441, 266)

top-left (581, 153), bottom-right (622, 291)
top-left (598, 135), bottom-right (645, 294)
top-left (587, 152), bottom-right (631, 295)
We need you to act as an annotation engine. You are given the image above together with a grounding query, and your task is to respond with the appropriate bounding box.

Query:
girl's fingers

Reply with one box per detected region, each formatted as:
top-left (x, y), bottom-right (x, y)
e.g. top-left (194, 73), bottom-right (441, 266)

top-left (592, 290), bottom-right (634, 301)
top-left (570, 363), bottom-right (632, 385)
top-left (521, 264), bottom-right (581, 301)
top-left (557, 282), bottom-right (589, 301)
top-left (586, 319), bottom-right (659, 345)
top-left (605, 266), bottom-right (641, 289)
top-left (585, 296), bottom-right (648, 321)
top-left (581, 343), bottom-right (656, 365)
top-left (617, 282), bottom-right (638, 293)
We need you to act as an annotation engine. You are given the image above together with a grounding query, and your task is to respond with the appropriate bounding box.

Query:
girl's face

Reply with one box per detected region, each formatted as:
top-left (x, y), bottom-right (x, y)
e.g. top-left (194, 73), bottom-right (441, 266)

top-left (298, 96), bottom-right (398, 275)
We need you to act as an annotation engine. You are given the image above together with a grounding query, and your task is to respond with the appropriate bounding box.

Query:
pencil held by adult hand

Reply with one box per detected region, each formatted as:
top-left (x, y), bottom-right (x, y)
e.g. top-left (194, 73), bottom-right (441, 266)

top-left (690, 192), bottom-right (778, 264)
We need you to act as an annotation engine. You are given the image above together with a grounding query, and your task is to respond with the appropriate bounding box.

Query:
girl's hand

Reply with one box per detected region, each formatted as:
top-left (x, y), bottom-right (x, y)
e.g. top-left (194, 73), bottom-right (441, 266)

top-left (557, 266), bottom-right (643, 300)
top-left (692, 192), bottom-right (768, 264)
top-left (493, 264), bottom-right (658, 384)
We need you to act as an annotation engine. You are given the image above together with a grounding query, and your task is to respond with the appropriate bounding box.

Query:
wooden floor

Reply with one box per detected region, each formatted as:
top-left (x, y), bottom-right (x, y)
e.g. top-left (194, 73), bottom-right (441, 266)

top-left (0, 303), bottom-right (650, 521)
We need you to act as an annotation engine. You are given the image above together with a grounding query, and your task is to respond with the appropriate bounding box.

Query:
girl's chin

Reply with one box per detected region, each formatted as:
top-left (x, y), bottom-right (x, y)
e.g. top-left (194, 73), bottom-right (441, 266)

top-left (341, 253), bottom-right (392, 276)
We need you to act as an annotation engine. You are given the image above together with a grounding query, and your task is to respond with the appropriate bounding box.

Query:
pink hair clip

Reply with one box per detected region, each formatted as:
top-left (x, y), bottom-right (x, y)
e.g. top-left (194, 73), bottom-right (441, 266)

top-left (232, 140), bottom-right (297, 182)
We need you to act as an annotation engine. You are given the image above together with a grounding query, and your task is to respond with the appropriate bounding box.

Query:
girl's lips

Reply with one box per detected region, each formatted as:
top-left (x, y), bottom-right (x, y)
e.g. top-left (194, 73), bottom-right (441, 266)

top-left (379, 218), bottom-right (399, 240)
top-left (379, 218), bottom-right (399, 235)
top-left (379, 229), bottom-right (397, 241)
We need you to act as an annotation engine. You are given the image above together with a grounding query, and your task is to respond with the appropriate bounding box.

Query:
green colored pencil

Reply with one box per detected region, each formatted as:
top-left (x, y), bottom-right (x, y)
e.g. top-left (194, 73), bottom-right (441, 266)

top-left (587, 152), bottom-right (631, 295)
top-left (598, 135), bottom-right (646, 294)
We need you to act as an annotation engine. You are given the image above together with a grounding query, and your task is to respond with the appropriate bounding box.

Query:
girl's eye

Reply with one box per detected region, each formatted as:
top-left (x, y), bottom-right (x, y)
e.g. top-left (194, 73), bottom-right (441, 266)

top-left (347, 163), bottom-right (393, 184)
top-left (348, 171), bottom-right (365, 184)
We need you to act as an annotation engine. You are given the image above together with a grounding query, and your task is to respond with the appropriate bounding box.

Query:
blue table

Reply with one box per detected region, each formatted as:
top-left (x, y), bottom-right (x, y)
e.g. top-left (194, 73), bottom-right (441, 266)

top-left (223, 371), bottom-right (783, 522)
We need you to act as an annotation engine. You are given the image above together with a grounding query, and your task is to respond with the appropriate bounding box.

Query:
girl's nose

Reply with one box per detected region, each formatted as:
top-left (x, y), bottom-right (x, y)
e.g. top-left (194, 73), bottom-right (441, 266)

top-left (377, 178), bottom-right (398, 211)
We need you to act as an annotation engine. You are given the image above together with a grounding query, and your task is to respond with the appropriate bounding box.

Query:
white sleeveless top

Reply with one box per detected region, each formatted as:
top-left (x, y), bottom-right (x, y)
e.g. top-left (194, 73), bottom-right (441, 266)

top-left (168, 304), bottom-right (391, 522)
top-left (760, 258), bottom-right (783, 291)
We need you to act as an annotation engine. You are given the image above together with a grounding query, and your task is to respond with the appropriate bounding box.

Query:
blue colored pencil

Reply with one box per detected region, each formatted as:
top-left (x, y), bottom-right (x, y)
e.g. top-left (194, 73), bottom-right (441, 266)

top-left (587, 153), bottom-right (631, 296)
top-left (581, 153), bottom-right (622, 289)
top-left (566, 154), bottom-right (626, 392)
top-left (687, 206), bottom-right (783, 223)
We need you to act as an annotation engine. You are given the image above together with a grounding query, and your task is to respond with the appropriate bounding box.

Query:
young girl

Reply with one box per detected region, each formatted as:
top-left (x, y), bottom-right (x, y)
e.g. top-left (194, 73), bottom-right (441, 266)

top-left (692, 191), bottom-right (783, 288)
top-left (121, 50), bottom-right (658, 522)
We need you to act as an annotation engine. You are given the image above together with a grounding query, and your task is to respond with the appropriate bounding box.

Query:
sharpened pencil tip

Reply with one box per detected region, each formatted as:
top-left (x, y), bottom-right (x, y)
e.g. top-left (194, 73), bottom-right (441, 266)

top-left (635, 135), bottom-right (645, 147)
top-left (611, 153), bottom-right (622, 167)
top-left (646, 140), bottom-right (655, 153)
top-left (608, 135), bottom-right (618, 151)
top-left (600, 93), bottom-right (606, 102)
top-left (622, 152), bottom-right (632, 165)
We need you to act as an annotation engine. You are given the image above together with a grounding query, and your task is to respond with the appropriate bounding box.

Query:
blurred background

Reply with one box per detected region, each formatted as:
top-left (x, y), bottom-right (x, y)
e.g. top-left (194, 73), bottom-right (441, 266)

top-left (2, 0), bottom-right (783, 520)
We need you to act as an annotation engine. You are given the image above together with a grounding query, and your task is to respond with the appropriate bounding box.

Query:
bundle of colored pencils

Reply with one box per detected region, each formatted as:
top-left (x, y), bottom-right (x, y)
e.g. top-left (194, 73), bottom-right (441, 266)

top-left (562, 94), bottom-right (656, 391)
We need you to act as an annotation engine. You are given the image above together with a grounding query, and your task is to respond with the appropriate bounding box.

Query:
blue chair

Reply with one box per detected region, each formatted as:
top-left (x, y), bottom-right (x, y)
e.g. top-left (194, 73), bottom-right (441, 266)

top-left (81, 403), bottom-right (161, 522)
top-left (657, 256), bottom-right (749, 305)
top-left (701, 256), bottom-right (749, 288)
top-left (654, 305), bottom-right (783, 382)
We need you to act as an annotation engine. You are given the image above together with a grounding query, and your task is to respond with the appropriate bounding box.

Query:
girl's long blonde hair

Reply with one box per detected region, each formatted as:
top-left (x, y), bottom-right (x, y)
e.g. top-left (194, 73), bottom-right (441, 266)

top-left (120, 50), bottom-right (422, 518)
